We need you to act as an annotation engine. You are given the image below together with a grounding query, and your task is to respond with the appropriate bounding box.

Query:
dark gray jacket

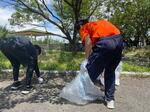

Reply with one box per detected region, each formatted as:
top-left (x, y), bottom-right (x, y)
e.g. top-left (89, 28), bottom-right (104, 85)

top-left (0, 36), bottom-right (37, 65)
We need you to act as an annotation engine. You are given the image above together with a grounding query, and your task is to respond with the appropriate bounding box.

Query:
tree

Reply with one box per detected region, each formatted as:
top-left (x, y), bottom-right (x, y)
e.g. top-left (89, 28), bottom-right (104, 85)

top-left (0, 0), bottom-right (104, 51)
top-left (104, 0), bottom-right (150, 47)
top-left (53, 0), bottom-right (104, 50)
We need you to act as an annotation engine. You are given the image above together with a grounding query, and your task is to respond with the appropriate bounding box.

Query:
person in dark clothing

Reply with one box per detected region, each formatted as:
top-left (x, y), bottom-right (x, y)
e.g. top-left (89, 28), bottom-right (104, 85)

top-left (76, 19), bottom-right (123, 109)
top-left (0, 36), bottom-right (43, 90)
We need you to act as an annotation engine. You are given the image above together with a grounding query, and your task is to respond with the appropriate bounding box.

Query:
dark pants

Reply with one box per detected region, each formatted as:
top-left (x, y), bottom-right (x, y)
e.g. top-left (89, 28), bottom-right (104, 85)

top-left (4, 53), bottom-right (38, 86)
top-left (26, 59), bottom-right (37, 86)
top-left (86, 35), bottom-right (123, 101)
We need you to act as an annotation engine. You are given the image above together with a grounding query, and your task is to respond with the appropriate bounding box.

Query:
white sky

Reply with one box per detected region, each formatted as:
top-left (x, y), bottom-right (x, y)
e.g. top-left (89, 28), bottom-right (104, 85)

top-left (0, 8), bottom-right (14, 27)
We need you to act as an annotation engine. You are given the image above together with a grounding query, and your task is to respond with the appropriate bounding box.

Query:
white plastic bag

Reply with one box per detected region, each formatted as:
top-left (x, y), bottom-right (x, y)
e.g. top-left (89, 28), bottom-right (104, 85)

top-left (99, 61), bottom-right (122, 86)
top-left (80, 59), bottom-right (88, 72)
top-left (59, 60), bottom-right (104, 105)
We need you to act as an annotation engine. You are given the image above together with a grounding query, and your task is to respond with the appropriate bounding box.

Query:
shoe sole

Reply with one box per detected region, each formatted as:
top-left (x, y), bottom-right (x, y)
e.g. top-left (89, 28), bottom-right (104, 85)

top-left (11, 85), bottom-right (22, 90)
top-left (21, 90), bottom-right (30, 95)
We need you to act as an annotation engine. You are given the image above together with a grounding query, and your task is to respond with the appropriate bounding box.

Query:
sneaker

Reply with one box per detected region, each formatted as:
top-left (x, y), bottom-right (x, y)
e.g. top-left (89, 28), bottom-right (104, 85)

top-left (38, 77), bottom-right (44, 84)
top-left (21, 85), bottom-right (33, 95)
top-left (106, 100), bottom-right (115, 109)
top-left (115, 79), bottom-right (120, 86)
top-left (26, 85), bottom-right (33, 88)
top-left (11, 81), bottom-right (22, 90)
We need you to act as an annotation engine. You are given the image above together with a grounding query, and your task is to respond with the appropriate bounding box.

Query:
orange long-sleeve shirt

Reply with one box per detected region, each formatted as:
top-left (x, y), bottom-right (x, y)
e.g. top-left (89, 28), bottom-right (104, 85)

top-left (79, 19), bottom-right (120, 45)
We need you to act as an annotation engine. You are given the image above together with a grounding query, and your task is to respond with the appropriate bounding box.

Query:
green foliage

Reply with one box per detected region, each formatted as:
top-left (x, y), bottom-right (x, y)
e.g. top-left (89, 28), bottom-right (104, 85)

top-left (53, 0), bottom-right (103, 26)
top-left (36, 48), bottom-right (150, 72)
top-left (0, 26), bottom-right (8, 39)
top-left (123, 47), bottom-right (150, 72)
top-left (6, 0), bottom-right (105, 51)
top-left (0, 52), bottom-right (11, 69)
top-left (9, 0), bottom-right (45, 26)
top-left (124, 47), bottom-right (150, 58)
top-left (9, 8), bottom-right (44, 26)
top-left (0, 49), bottom-right (149, 72)
top-left (38, 50), bottom-right (85, 70)
top-left (2, 0), bottom-right (150, 51)
top-left (105, 0), bottom-right (150, 46)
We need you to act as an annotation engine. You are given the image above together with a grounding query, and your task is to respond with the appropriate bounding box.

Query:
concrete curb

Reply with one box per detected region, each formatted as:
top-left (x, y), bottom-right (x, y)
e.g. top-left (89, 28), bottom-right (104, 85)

top-left (121, 71), bottom-right (150, 76)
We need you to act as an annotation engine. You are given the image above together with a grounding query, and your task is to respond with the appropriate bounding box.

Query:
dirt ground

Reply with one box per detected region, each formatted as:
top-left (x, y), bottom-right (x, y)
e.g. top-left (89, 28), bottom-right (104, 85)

top-left (0, 73), bottom-right (150, 112)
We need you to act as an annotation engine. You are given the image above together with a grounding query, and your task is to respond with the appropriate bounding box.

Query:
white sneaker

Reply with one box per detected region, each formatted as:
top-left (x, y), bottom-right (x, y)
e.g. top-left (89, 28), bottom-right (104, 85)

top-left (115, 79), bottom-right (120, 86)
top-left (106, 100), bottom-right (115, 109)
top-left (38, 77), bottom-right (44, 84)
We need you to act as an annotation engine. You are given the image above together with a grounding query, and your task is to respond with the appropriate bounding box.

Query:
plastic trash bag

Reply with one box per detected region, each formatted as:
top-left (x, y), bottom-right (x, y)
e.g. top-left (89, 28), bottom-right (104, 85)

top-left (99, 61), bottom-right (122, 86)
top-left (80, 59), bottom-right (88, 72)
top-left (59, 60), bottom-right (104, 105)
top-left (115, 61), bottom-right (122, 85)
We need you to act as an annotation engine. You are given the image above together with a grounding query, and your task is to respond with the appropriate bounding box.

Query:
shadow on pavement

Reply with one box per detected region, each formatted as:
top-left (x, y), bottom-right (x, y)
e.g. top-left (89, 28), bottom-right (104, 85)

top-left (0, 72), bottom-right (103, 111)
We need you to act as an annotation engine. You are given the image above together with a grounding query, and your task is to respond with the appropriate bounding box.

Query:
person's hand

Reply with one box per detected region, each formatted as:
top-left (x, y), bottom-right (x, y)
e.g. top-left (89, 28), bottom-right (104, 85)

top-left (80, 59), bottom-right (88, 71)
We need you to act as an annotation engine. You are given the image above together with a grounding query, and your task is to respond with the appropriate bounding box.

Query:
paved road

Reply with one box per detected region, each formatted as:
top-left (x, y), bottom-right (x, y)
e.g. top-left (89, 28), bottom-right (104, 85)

top-left (0, 74), bottom-right (150, 112)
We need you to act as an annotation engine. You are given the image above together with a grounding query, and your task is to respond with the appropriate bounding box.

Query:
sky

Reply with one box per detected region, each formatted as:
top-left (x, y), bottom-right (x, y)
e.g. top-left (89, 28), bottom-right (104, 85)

top-left (0, 0), bottom-right (65, 42)
top-left (0, 3), bottom-right (15, 28)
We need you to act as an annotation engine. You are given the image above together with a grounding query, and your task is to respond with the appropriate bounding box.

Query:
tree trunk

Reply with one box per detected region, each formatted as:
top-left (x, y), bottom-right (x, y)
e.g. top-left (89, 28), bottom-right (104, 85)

top-left (68, 41), bottom-right (78, 53)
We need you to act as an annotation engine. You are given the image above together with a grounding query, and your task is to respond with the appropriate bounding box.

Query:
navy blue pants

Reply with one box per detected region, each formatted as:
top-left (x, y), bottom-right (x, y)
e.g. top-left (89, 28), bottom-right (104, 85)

top-left (86, 35), bottom-right (123, 101)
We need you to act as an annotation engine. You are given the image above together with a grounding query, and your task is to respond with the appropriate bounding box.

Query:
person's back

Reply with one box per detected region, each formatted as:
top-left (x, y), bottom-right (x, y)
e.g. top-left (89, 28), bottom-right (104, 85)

top-left (0, 36), bottom-right (37, 65)
top-left (80, 19), bottom-right (120, 45)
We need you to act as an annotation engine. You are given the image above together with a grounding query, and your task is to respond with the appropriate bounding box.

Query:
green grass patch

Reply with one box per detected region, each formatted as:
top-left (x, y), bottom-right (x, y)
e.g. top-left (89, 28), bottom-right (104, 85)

top-left (0, 52), bottom-right (12, 69)
top-left (123, 62), bottom-right (150, 72)
top-left (38, 50), bottom-right (85, 70)
top-left (124, 47), bottom-right (150, 58)
top-left (0, 49), bottom-right (149, 72)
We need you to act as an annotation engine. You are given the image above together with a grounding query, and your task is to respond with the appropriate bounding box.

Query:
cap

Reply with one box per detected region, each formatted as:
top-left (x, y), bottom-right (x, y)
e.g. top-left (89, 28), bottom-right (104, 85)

top-left (75, 19), bottom-right (89, 30)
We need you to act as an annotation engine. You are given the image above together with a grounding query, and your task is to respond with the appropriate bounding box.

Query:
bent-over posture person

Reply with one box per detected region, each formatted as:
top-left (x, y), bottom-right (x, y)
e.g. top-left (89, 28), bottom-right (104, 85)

top-left (76, 19), bottom-right (123, 109)
top-left (0, 36), bottom-right (43, 91)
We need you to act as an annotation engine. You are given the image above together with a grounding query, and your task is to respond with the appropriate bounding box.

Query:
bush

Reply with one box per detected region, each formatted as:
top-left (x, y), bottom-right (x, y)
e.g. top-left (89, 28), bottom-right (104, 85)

top-left (0, 52), bottom-right (11, 70)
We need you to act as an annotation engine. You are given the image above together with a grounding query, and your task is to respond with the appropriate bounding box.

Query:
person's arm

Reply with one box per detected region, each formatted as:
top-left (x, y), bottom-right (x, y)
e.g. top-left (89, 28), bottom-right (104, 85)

top-left (84, 36), bottom-right (92, 59)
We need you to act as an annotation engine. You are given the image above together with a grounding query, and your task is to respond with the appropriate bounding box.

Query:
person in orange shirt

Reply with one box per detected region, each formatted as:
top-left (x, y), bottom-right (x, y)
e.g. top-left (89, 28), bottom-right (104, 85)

top-left (76, 19), bottom-right (123, 109)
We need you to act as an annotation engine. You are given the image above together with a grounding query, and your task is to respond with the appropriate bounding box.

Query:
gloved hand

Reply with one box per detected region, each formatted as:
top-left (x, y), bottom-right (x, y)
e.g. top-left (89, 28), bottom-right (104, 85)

top-left (80, 59), bottom-right (88, 72)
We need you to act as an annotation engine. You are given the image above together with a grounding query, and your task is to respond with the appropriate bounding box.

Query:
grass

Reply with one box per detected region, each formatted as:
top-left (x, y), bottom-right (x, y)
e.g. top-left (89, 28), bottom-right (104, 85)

top-left (0, 53), bottom-right (12, 69)
top-left (124, 47), bottom-right (150, 58)
top-left (123, 62), bottom-right (150, 72)
top-left (123, 47), bottom-right (150, 72)
top-left (0, 48), bottom-right (149, 72)
top-left (38, 50), bottom-right (85, 70)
